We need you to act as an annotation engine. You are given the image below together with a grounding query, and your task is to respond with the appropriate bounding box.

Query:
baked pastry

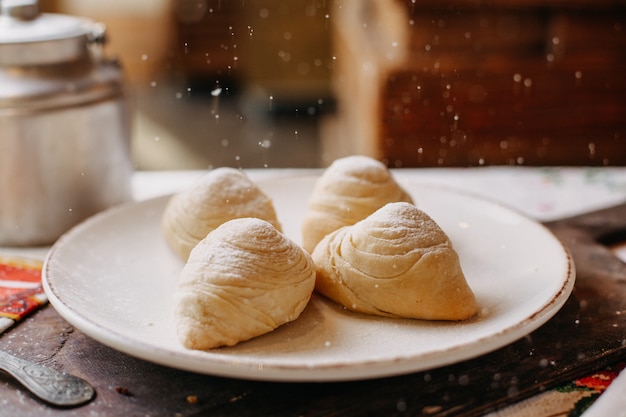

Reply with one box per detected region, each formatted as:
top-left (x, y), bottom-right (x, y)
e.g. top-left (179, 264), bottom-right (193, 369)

top-left (301, 155), bottom-right (413, 253)
top-left (162, 167), bottom-right (281, 260)
top-left (312, 202), bottom-right (477, 321)
top-left (175, 218), bottom-right (316, 350)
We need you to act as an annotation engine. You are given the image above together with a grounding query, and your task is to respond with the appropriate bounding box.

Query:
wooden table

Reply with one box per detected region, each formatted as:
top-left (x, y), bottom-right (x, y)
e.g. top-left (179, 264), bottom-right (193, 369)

top-left (2, 167), bottom-right (626, 417)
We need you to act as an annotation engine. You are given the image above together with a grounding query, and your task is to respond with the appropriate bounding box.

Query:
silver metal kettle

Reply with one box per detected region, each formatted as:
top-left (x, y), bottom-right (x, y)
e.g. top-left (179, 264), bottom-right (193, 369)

top-left (0, 0), bottom-right (133, 246)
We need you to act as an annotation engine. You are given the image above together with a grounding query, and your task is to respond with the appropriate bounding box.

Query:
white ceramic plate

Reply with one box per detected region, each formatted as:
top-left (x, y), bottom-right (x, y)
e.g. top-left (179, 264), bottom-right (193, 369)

top-left (43, 176), bottom-right (574, 382)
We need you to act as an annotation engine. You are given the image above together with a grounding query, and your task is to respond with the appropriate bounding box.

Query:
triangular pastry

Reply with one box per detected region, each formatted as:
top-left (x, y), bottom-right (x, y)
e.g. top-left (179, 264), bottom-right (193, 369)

top-left (312, 202), bottom-right (477, 321)
top-left (175, 218), bottom-right (316, 350)
top-left (162, 167), bottom-right (281, 260)
top-left (301, 155), bottom-right (413, 253)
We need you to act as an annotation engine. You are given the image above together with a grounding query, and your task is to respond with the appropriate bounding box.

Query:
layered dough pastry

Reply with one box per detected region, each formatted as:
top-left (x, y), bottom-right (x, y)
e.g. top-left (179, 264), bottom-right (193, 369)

top-left (312, 202), bottom-right (477, 321)
top-left (301, 155), bottom-right (413, 253)
top-left (175, 218), bottom-right (316, 350)
top-left (162, 167), bottom-right (281, 260)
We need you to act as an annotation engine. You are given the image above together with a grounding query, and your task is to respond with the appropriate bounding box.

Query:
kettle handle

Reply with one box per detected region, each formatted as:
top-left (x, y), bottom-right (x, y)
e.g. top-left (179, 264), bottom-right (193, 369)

top-left (86, 21), bottom-right (112, 64)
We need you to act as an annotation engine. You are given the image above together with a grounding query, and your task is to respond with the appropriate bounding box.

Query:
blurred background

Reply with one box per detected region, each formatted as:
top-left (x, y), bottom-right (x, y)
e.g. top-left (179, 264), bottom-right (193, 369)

top-left (40, 0), bottom-right (625, 169)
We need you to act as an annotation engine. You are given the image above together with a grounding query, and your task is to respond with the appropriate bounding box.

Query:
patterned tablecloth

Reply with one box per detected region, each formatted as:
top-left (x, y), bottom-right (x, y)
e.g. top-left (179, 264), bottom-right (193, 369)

top-left (3, 166), bottom-right (626, 417)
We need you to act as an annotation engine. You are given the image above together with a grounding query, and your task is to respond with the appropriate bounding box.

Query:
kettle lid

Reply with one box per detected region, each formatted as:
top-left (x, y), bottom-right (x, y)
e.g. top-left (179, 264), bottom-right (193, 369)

top-left (0, 0), bottom-right (90, 44)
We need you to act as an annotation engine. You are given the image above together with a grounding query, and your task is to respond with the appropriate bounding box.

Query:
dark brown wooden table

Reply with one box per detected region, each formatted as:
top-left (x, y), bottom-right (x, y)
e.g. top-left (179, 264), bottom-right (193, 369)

top-left (1, 203), bottom-right (626, 417)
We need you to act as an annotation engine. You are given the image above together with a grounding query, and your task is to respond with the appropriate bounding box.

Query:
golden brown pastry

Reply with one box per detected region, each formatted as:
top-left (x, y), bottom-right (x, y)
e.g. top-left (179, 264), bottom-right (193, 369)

top-left (301, 155), bottom-right (413, 253)
top-left (162, 167), bottom-right (281, 260)
top-left (312, 202), bottom-right (477, 321)
top-left (175, 218), bottom-right (316, 350)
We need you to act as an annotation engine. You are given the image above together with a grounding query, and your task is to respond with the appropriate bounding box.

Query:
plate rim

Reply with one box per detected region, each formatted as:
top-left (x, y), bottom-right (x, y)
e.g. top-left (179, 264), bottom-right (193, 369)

top-left (43, 177), bottom-right (575, 382)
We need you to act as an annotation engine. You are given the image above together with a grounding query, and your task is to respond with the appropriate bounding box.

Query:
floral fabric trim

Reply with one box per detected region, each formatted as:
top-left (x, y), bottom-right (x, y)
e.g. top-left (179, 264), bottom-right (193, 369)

top-left (0, 255), bottom-right (47, 333)
top-left (487, 363), bottom-right (626, 417)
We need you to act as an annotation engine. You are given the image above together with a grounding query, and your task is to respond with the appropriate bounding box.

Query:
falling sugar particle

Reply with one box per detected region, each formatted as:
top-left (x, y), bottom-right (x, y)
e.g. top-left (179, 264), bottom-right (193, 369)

top-left (259, 139), bottom-right (271, 149)
top-left (324, 341), bottom-right (331, 347)
top-left (211, 88), bottom-right (222, 97)
top-left (396, 400), bottom-right (407, 412)
top-left (507, 386), bottom-right (519, 397)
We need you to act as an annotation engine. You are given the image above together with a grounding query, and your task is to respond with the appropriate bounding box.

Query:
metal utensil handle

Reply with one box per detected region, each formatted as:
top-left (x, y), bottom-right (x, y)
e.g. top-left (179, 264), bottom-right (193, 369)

top-left (0, 349), bottom-right (95, 406)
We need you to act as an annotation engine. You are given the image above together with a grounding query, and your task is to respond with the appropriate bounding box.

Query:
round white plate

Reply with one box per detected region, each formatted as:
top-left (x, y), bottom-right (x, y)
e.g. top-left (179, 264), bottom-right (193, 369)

top-left (43, 176), bottom-right (574, 382)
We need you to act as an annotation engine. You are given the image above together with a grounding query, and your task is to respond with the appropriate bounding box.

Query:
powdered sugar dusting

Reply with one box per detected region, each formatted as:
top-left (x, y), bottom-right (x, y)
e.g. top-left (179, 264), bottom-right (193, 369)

top-left (325, 155), bottom-right (393, 183)
top-left (350, 202), bottom-right (449, 252)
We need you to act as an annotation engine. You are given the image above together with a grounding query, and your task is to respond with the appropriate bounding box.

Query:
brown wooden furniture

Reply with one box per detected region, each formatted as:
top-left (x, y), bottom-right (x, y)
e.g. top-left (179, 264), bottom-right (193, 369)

top-left (325, 0), bottom-right (626, 166)
top-left (172, 0), bottom-right (333, 101)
